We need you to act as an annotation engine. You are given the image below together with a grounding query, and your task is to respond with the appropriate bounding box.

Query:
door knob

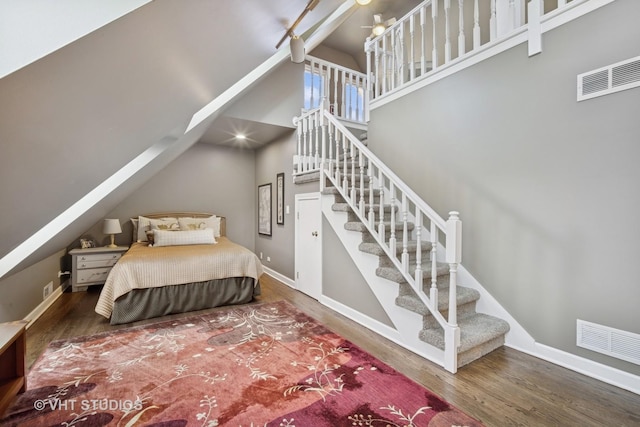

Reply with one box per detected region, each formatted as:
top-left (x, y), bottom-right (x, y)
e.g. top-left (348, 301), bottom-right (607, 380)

top-left (312, 231), bottom-right (318, 237)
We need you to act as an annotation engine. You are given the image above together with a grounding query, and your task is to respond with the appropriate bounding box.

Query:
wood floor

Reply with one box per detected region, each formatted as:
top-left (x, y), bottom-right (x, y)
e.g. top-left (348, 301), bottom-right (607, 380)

top-left (25, 275), bottom-right (640, 426)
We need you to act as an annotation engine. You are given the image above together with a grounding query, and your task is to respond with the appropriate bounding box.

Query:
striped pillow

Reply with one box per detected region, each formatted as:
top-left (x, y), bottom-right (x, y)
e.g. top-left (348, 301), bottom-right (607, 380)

top-left (152, 228), bottom-right (216, 247)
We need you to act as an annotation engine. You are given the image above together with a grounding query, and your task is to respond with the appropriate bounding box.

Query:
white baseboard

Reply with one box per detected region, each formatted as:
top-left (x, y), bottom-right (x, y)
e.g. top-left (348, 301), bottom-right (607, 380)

top-left (319, 295), bottom-right (402, 344)
top-left (23, 280), bottom-right (68, 329)
top-left (263, 267), bottom-right (295, 288)
top-left (508, 341), bottom-right (640, 395)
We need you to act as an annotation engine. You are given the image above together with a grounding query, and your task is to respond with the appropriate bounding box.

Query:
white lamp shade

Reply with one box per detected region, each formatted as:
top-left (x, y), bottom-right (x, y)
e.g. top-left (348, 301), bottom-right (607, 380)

top-left (355, 0), bottom-right (372, 5)
top-left (290, 36), bottom-right (305, 63)
top-left (103, 219), bottom-right (122, 235)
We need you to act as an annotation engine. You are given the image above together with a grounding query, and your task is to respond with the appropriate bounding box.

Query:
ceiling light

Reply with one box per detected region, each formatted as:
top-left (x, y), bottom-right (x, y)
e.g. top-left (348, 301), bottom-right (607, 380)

top-left (235, 134), bottom-right (246, 140)
top-left (355, 0), bottom-right (372, 5)
top-left (372, 23), bottom-right (385, 36)
top-left (290, 35), bottom-right (305, 63)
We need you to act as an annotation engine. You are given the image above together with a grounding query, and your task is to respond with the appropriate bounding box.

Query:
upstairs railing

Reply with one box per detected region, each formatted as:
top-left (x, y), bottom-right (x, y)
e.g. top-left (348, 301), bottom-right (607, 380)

top-left (365, 0), bottom-right (585, 100)
top-left (305, 55), bottom-right (368, 127)
top-left (294, 101), bottom-right (463, 373)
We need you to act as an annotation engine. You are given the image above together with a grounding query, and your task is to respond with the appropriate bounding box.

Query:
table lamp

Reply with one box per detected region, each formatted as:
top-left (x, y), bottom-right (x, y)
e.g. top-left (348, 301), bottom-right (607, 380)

top-left (103, 219), bottom-right (122, 248)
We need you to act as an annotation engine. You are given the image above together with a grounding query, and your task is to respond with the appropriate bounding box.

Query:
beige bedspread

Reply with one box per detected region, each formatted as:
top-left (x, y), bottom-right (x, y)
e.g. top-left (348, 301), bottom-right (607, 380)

top-left (95, 237), bottom-right (263, 319)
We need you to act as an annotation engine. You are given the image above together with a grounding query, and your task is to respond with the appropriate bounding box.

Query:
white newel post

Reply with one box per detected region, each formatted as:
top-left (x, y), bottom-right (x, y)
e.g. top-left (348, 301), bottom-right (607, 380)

top-left (444, 211), bottom-right (462, 373)
top-left (528, 0), bottom-right (543, 57)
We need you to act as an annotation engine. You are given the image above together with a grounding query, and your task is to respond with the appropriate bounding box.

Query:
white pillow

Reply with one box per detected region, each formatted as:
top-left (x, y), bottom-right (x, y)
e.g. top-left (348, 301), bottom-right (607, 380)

top-left (179, 216), bottom-right (221, 237)
top-left (137, 216), bottom-right (178, 242)
top-left (153, 228), bottom-right (216, 247)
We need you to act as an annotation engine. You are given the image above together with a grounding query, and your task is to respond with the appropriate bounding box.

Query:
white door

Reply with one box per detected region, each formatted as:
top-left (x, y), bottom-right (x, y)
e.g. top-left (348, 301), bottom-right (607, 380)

top-left (295, 193), bottom-right (322, 299)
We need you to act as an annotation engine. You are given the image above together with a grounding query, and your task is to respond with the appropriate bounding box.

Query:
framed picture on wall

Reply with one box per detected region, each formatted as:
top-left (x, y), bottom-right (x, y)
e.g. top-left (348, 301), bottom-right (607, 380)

top-left (258, 183), bottom-right (272, 236)
top-left (276, 172), bottom-right (284, 225)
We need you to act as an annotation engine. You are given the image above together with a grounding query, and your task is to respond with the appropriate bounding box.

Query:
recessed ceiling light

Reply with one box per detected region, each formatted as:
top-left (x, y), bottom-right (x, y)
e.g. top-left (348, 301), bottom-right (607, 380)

top-left (236, 134), bottom-right (246, 140)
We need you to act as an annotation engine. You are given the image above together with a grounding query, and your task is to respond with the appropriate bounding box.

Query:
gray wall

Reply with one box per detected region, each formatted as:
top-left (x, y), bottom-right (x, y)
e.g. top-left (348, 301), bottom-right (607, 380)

top-left (368, 0), bottom-right (640, 374)
top-left (322, 217), bottom-right (393, 327)
top-left (81, 142), bottom-right (257, 250)
top-left (0, 249), bottom-right (65, 322)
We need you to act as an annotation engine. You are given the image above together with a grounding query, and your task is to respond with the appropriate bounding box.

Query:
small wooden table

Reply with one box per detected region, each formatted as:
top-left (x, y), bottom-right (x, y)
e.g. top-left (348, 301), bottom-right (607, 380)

top-left (0, 320), bottom-right (27, 416)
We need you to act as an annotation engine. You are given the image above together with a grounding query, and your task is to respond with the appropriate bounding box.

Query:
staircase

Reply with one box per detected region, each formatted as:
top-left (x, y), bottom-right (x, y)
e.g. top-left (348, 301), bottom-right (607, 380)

top-left (294, 105), bottom-right (509, 372)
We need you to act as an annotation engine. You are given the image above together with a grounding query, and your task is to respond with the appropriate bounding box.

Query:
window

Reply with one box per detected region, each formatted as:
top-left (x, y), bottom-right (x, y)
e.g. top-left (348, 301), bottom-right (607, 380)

top-left (304, 69), bottom-right (324, 110)
top-left (344, 83), bottom-right (365, 122)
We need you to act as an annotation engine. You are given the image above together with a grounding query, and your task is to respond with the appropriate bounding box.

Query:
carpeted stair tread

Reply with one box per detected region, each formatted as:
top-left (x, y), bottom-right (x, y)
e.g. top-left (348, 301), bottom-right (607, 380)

top-left (359, 240), bottom-right (432, 257)
top-left (293, 170), bottom-right (321, 184)
top-left (376, 261), bottom-right (450, 283)
top-left (419, 313), bottom-right (511, 355)
top-left (395, 285), bottom-right (480, 315)
top-left (332, 202), bottom-right (396, 214)
top-left (323, 186), bottom-right (380, 196)
top-left (344, 220), bottom-right (414, 233)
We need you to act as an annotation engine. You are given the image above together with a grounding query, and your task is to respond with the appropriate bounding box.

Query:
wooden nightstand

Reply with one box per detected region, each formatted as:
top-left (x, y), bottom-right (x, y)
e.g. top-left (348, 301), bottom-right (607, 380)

top-left (0, 321), bottom-right (27, 416)
top-left (70, 246), bottom-right (128, 292)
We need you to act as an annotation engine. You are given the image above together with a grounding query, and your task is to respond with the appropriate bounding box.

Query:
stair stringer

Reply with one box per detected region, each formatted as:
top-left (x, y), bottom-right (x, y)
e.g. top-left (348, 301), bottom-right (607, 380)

top-left (321, 192), bottom-right (446, 368)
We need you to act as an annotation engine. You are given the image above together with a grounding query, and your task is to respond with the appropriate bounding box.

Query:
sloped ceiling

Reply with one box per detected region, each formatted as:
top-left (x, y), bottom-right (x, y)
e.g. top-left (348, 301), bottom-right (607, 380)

top-left (0, 0), bottom-right (347, 278)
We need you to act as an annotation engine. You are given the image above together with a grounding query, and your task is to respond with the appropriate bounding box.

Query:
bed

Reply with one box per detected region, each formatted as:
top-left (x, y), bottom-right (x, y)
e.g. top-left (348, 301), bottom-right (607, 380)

top-left (95, 212), bottom-right (263, 325)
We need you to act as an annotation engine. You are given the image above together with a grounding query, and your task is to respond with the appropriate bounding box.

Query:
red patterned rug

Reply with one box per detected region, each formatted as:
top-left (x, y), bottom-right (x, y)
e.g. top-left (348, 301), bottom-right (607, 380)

top-left (3, 301), bottom-right (483, 426)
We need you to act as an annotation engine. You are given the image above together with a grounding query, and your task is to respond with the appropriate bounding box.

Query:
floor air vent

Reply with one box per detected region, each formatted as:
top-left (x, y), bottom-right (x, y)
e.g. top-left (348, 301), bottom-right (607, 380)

top-left (577, 320), bottom-right (640, 365)
top-left (577, 55), bottom-right (640, 101)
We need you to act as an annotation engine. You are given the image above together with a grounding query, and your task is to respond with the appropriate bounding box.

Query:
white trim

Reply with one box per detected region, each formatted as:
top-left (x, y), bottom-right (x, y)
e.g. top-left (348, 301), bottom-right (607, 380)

top-left (509, 342), bottom-right (640, 395)
top-left (263, 266), bottom-right (295, 289)
top-left (320, 295), bottom-right (401, 344)
top-left (23, 280), bottom-right (69, 329)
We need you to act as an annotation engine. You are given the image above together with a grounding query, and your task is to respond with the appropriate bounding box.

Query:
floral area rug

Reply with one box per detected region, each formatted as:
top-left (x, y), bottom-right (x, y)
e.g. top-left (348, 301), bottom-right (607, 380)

top-left (3, 300), bottom-right (483, 426)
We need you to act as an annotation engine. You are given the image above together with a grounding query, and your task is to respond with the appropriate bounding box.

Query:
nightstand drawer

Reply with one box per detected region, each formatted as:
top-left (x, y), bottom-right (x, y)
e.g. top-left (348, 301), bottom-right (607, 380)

top-left (76, 268), bottom-right (111, 284)
top-left (76, 253), bottom-right (123, 263)
top-left (76, 258), bottom-right (120, 269)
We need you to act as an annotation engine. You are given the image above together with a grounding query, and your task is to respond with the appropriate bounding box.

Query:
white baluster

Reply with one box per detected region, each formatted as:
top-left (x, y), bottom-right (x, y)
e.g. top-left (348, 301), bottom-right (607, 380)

top-left (490, 0), bottom-right (497, 41)
top-left (458, 0), bottom-right (465, 57)
top-left (310, 59), bottom-right (316, 109)
top-left (389, 184), bottom-right (397, 260)
top-left (382, 36), bottom-right (388, 95)
top-left (359, 151), bottom-right (365, 216)
top-left (473, 0), bottom-right (481, 50)
top-left (313, 111), bottom-right (319, 170)
top-left (374, 41), bottom-right (381, 98)
top-left (319, 113), bottom-right (326, 192)
top-left (341, 70), bottom-right (347, 120)
top-left (401, 193), bottom-right (409, 272)
top-left (432, 0), bottom-right (439, 69)
top-left (333, 67), bottom-right (339, 116)
top-left (296, 117), bottom-right (302, 174)
top-left (420, 6), bottom-right (426, 75)
top-left (350, 140), bottom-right (356, 203)
top-left (334, 126), bottom-right (340, 184)
top-left (446, 211), bottom-right (462, 326)
top-left (368, 164), bottom-right (375, 228)
top-left (509, 0), bottom-right (516, 32)
top-left (409, 15), bottom-right (415, 81)
top-left (378, 169), bottom-right (385, 243)
top-left (398, 25), bottom-right (405, 87)
top-left (342, 135), bottom-right (348, 193)
top-left (444, 0), bottom-right (451, 63)
top-left (430, 222), bottom-right (438, 309)
top-left (390, 30), bottom-right (396, 90)
top-left (365, 38), bottom-right (372, 106)
top-left (558, 0), bottom-right (566, 7)
top-left (415, 210), bottom-right (423, 288)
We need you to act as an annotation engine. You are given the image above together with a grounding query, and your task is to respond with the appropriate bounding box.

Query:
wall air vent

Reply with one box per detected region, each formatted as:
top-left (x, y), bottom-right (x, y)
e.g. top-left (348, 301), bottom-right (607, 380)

top-left (577, 320), bottom-right (640, 365)
top-left (577, 55), bottom-right (640, 101)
